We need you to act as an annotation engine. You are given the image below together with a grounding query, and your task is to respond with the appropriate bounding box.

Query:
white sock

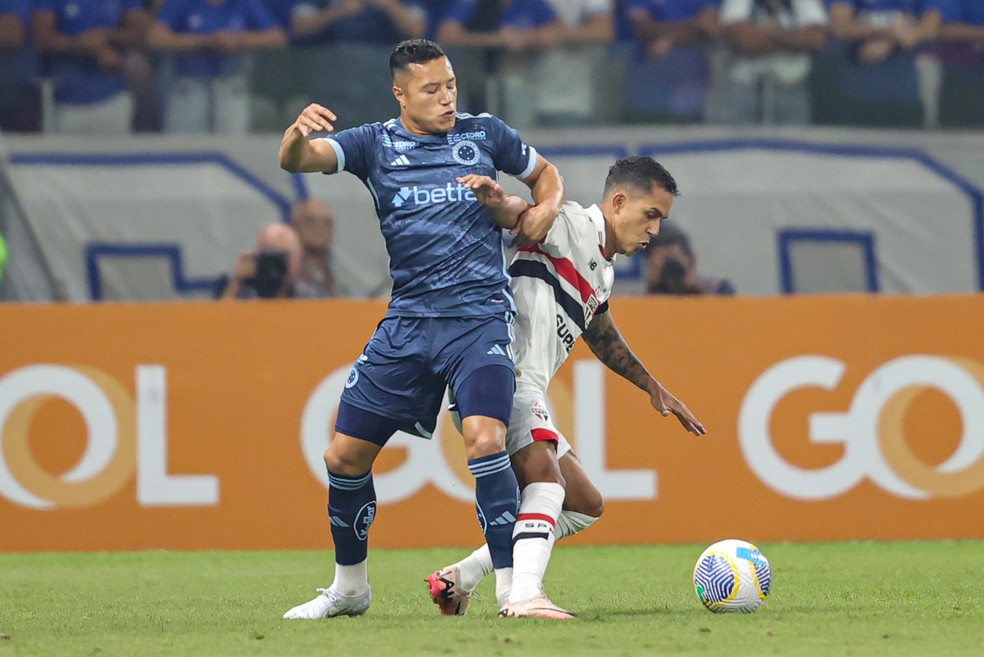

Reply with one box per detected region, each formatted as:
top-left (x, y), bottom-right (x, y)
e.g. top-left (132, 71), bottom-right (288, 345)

top-left (494, 567), bottom-right (513, 608)
top-left (509, 482), bottom-right (565, 604)
top-left (454, 508), bottom-right (598, 603)
top-left (452, 545), bottom-right (493, 592)
top-left (555, 510), bottom-right (599, 540)
top-left (330, 559), bottom-right (368, 596)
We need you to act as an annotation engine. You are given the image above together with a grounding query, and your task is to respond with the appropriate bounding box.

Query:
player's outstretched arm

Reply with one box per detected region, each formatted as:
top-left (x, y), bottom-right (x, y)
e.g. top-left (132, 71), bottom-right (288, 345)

top-left (582, 311), bottom-right (706, 436)
top-left (514, 156), bottom-right (564, 247)
top-left (279, 104), bottom-right (340, 173)
top-left (458, 174), bottom-right (531, 230)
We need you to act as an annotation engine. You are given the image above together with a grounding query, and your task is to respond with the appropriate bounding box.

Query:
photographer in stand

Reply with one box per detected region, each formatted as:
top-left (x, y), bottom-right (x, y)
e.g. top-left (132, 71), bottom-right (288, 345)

top-left (644, 221), bottom-right (735, 296)
top-left (216, 222), bottom-right (303, 299)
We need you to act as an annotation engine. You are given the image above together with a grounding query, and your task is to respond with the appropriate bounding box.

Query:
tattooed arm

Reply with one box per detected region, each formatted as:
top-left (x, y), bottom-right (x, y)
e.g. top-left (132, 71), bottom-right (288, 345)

top-left (581, 310), bottom-right (706, 436)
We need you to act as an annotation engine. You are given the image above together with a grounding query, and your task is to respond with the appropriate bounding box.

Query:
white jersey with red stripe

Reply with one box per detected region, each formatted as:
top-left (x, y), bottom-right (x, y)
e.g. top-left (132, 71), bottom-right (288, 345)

top-left (507, 201), bottom-right (615, 391)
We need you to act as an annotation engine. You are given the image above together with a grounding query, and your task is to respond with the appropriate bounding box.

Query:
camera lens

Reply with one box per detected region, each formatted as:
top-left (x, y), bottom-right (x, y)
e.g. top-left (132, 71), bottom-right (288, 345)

top-left (253, 249), bottom-right (289, 298)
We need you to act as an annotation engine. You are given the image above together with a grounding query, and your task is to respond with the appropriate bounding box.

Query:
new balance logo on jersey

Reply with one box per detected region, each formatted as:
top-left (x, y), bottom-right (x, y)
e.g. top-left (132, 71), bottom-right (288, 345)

top-left (487, 344), bottom-right (507, 357)
top-left (390, 155), bottom-right (411, 167)
top-left (488, 511), bottom-right (516, 526)
top-left (392, 183), bottom-right (478, 208)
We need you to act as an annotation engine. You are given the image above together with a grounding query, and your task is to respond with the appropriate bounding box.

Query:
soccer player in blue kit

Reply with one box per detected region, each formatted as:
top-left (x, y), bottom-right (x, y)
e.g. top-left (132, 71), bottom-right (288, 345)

top-left (278, 38), bottom-right (565, 619)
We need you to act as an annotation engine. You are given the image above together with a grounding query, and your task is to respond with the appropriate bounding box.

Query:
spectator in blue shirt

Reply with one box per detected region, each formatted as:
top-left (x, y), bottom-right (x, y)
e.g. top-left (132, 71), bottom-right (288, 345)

top-left (936, 0), bottom-right (984, 127)
top-left (419, 0), bottom-right (454, 38)
top-left (33, 0), bottom-right (149, 134)
top-left (708, 0), bottom-right (828, 125)
top-left (437, 0), bottom-right (561, 53)
top-left (289, 0), bottom-right (425, 45)
top-left (535, 0), bottom-right (615, 126)
top-left (436, 0), bottom-right (563, 120)
top-left (277, 1), bottom-right (427, 129)
top-left (622, 0), bottom-right (721, 124)
top-left (821, 0), bottom-right (947, 127)
top-left (0, 0), bottom-right (39, 132)
top-left (147, 0), bottom-right (287, 133)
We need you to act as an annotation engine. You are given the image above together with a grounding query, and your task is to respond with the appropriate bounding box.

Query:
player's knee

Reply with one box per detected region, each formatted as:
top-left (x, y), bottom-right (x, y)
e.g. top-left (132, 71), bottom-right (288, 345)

top-left (567, 486), bottom-right (604, 519)
top-left (586, 494), bottom-right (605, 519)
top-left (324, 442), bottom-right (368, 477)
top-left (465, 431), bottom-right (506, 459)
top-left (460, 416), bottom-right (507, 459)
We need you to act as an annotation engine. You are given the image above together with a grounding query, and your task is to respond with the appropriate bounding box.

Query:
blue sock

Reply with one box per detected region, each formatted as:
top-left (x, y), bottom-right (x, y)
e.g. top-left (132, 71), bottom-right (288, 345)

top-left (468, 451), bottom-right (520, 569)
top-left (327, 469), bottom-right (376, 566)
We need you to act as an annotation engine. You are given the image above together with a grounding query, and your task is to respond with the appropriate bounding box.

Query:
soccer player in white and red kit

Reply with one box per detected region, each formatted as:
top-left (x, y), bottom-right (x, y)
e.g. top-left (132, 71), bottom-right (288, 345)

top-left (427, 156), bottom-right (707, 618)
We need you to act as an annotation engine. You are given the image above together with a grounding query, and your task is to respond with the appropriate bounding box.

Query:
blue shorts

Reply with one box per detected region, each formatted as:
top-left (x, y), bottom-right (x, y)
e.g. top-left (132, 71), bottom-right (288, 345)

top-left (338, 314), bottom-right (515, 443)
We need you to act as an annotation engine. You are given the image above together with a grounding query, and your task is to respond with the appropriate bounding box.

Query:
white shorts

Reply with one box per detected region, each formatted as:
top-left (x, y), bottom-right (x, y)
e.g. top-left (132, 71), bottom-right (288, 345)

top-left (448, 378), bottom-right (571, 458)
top-left (505, 378), bottom-right (571, 459)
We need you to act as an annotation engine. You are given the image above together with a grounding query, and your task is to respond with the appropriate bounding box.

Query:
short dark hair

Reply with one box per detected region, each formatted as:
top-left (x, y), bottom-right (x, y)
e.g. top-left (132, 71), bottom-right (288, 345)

top-left (603, 156), bottom-right (679, 198)
top-left (390, 39), bottom-right (446, 78)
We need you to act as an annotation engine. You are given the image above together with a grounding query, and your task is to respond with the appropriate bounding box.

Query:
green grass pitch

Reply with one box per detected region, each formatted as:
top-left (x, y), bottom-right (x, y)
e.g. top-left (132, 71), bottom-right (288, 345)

top-left (1, 541), bottom-right (981, 657)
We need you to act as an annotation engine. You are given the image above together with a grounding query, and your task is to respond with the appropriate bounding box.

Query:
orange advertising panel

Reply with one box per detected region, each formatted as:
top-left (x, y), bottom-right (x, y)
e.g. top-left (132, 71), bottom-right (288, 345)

top-left (2, 295), bottom-right (983, 553)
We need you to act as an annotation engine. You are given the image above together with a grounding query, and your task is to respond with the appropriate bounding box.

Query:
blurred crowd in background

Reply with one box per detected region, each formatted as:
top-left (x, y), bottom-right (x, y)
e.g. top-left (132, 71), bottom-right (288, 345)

top-left (1, 0), bottom-right (983, 136)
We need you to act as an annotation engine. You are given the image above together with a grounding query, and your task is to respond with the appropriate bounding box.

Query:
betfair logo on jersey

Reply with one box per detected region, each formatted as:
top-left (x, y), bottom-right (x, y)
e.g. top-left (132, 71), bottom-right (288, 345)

top-left (392, 183), bottom-right (477, 208)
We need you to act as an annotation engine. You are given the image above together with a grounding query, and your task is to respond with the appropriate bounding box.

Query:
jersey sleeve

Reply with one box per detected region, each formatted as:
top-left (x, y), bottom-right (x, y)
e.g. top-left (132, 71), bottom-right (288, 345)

top-left (487, 115), bottom-right (538, 180)
top-left (538, 203), bottom-right (583, 257)
top-left (322, 123), bottom-right (378, 179)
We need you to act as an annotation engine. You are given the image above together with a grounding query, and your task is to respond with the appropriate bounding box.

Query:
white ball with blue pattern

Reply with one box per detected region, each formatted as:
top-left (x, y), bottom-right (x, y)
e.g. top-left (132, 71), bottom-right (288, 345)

top-left (693, 539), bottom-right (771, 613)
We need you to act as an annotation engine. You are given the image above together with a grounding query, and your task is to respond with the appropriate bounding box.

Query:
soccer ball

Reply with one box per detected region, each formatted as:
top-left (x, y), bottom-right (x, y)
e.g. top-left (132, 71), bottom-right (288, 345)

top-left (693, 539), bottom-right (771, 613)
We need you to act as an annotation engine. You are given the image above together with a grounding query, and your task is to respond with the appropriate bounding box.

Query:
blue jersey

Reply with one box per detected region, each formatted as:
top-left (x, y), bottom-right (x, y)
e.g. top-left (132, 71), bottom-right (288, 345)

top-left (443, 0), bottom-right (557, 29)
top-left (941, 0), bottom-right (980, 23)
top-left (324, 113), bottom-right (538, 318)
top-left (625, 0), bottom-right (718, 23)
top-left (826, 0), bottom-right (949, 20)
top-left (0, 0), bottom-right (28, 20)
top-left (0, 0), bottom-right (38, 126)
top-left (157, 0), bottom-right (278, 78)
top-left (36, 0), bottom-right (142, 104)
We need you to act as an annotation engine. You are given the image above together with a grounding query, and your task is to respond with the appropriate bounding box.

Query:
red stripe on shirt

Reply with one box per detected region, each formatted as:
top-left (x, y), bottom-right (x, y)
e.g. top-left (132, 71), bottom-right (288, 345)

top-left (530, 427), bottom-right (558, 443)
top-left (517, 245), bottom-right (595, 302)
top-left (518, 512), bottom-right (557, 527)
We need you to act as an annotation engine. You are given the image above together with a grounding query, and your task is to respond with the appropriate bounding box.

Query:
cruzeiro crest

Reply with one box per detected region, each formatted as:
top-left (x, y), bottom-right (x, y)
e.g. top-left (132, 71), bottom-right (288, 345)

top-left (452, 140), bottom-right (481, 166)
